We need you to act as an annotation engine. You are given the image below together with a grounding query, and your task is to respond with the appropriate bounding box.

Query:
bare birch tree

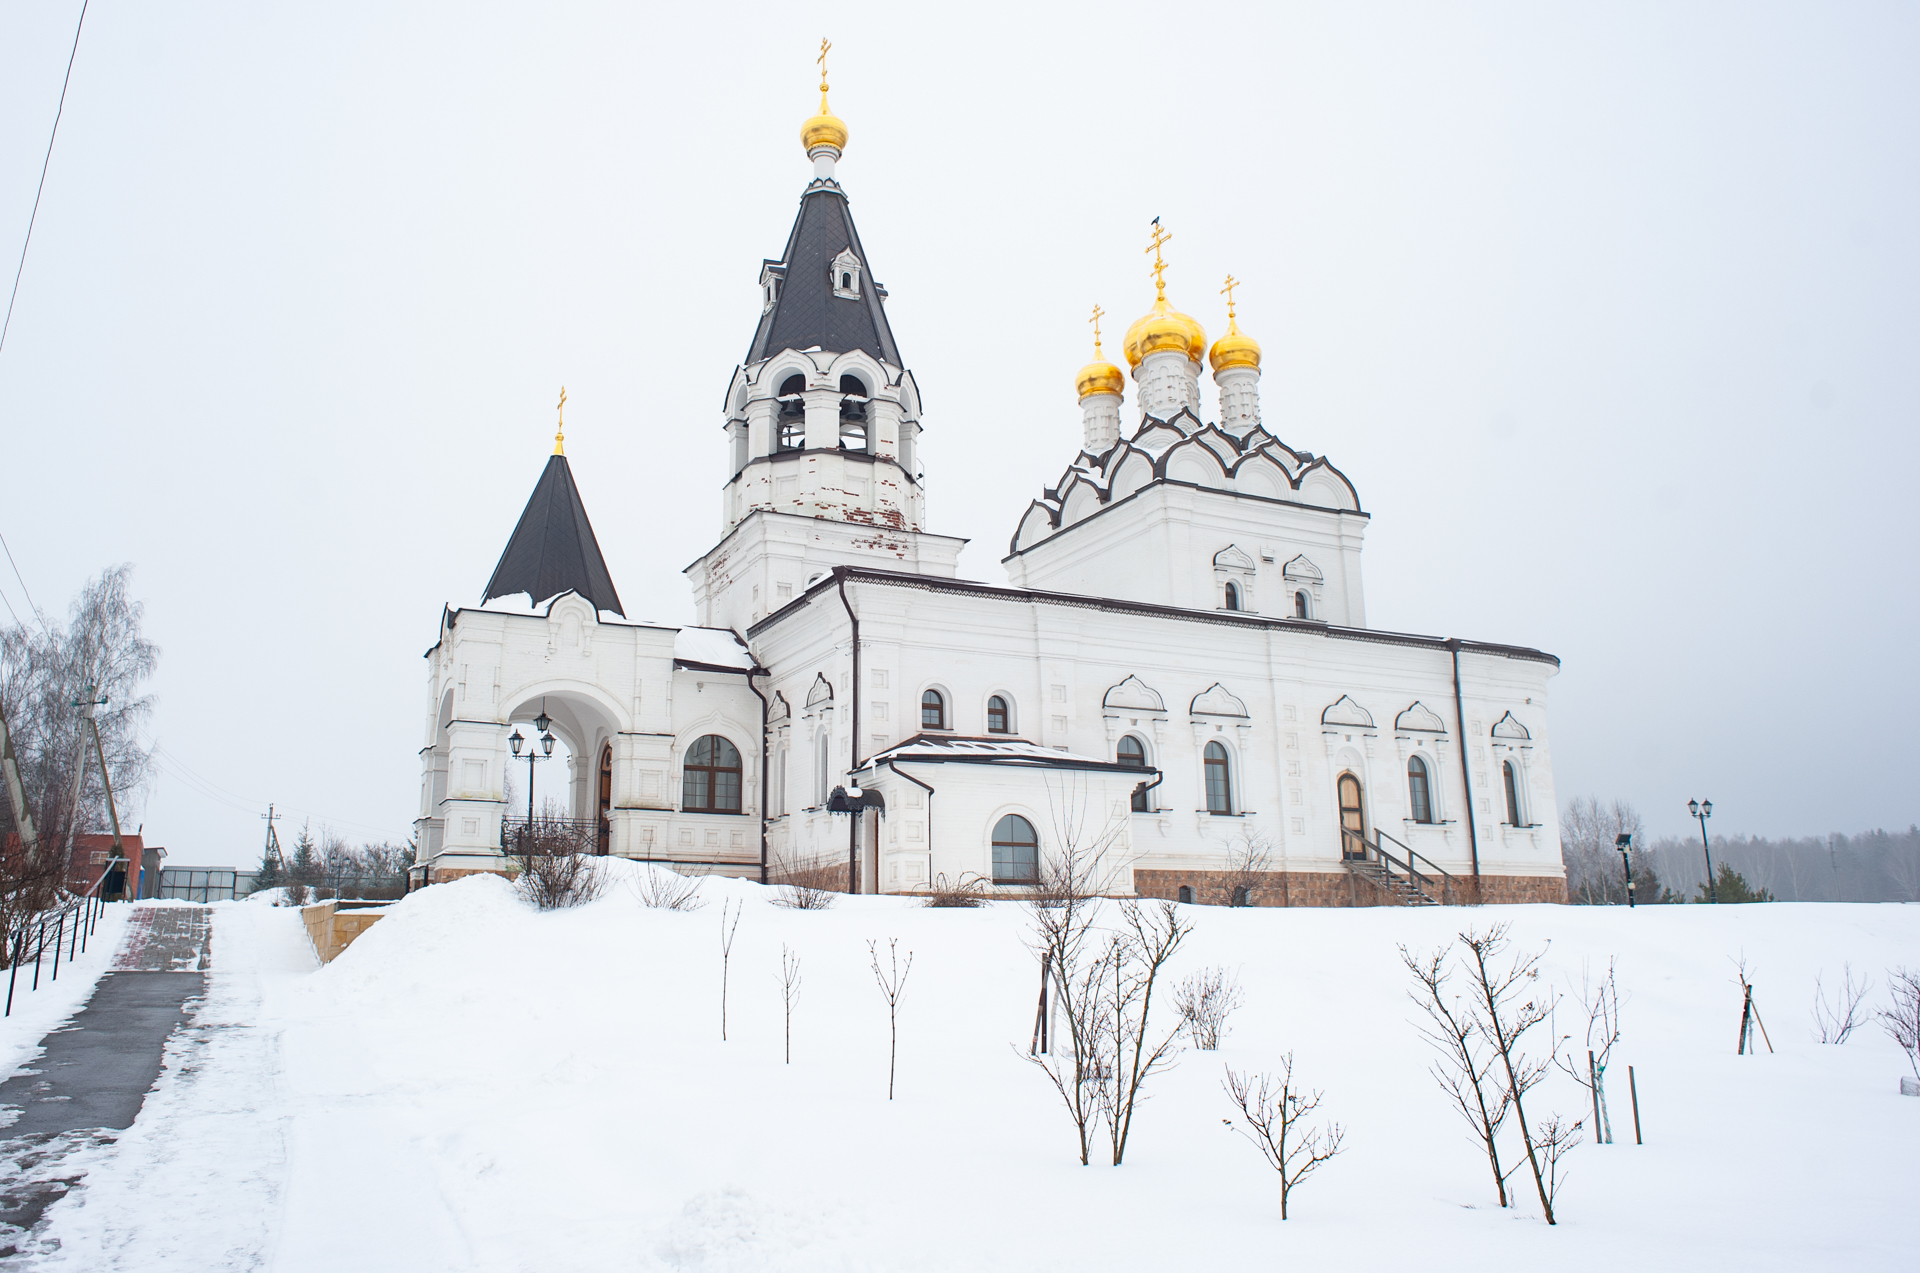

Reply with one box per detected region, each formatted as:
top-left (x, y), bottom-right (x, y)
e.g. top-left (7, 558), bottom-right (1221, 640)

top-left (1222, 1056), bottom-right (1347, 1219)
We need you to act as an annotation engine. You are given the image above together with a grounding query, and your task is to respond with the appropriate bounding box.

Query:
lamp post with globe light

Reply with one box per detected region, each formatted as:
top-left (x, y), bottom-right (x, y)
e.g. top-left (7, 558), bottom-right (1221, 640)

top-left (1688, 798), bottom-right (1717, 903)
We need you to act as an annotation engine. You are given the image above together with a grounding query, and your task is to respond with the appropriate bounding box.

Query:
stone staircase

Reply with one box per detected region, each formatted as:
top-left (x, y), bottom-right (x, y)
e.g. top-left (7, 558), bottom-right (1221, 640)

top-left (1342, 856), bottom-right (1440, 906)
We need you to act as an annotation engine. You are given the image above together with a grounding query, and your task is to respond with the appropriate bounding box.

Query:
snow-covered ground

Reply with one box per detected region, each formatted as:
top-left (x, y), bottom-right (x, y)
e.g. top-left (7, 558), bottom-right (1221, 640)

top-left (18, 866), bottom-right (1920, 1271)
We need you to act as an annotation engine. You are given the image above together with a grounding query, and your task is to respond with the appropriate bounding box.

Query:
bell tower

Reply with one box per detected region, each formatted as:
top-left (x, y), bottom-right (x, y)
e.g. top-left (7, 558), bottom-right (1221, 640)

top-left (686, 48), bottom-right (965, 633)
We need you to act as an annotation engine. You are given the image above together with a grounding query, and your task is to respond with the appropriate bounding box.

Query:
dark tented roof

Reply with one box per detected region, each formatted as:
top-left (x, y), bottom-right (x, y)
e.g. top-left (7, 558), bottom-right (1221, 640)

top-left (745, 186), bottom-right (902, 366)
top-left (483, 453), bottom-right (624, 616)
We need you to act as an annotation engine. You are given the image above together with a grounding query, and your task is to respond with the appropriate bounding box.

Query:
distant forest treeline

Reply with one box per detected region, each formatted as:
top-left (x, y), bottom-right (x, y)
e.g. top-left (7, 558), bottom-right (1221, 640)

top-left (1560, 797), bottom-right (1920, 903)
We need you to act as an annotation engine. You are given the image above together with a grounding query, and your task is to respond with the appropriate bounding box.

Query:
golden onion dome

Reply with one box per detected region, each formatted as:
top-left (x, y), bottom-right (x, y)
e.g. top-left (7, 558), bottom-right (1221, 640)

top-left (1209, 315), bottom-right (1261, 373)
top-left (1076, 350), bottom-right (1125, 399)
top-left (801, 104), bottom-right (848, 155)
top-left (1123, 295), bottom-right (1206, 368)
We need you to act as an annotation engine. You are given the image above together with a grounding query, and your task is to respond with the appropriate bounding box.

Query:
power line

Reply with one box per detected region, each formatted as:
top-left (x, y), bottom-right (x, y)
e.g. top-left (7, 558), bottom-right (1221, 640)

top-left (0, 531), bottom-right (49, 634)
top-left (0, 0), bottom-right (91, 359)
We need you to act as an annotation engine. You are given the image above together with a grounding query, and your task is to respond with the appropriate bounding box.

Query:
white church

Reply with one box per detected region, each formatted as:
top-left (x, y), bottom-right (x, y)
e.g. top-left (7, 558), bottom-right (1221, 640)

top-left (414, 72), bottom-right (1568, 907)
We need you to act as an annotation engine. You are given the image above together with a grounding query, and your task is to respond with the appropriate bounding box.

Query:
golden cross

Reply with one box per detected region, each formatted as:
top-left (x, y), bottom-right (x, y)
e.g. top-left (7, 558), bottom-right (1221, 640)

top-left (1089, 303), bottom-right (1106, 353)
top-left (1221, 274), bottom-right (1241, 319)
top-left (818, 37), bottom-right (832, 100)
top-left (554, 386), bottom-right (567, 455)
top-left (1145, 218), bottom-right (1172, 296)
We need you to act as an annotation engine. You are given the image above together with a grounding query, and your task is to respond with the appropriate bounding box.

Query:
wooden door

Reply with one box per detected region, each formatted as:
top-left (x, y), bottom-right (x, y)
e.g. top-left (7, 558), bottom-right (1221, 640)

top-left (1338, 772), bottom-right (1367, 859)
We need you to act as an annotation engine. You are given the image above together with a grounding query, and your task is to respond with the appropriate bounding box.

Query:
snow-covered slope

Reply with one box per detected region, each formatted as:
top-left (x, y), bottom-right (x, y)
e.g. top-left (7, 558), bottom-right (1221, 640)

top-left (24, 866), bottom-right (1919, 1272)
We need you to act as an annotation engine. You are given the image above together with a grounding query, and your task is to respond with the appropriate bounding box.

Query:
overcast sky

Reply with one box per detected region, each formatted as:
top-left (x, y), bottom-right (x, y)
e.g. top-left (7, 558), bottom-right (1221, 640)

top-left (1, 2), bottom-right (1915, 864)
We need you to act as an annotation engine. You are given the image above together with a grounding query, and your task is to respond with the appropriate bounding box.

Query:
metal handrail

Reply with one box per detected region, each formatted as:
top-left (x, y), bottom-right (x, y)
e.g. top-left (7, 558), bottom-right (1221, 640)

top-left (1341, 828), bottom-right (1458, 905)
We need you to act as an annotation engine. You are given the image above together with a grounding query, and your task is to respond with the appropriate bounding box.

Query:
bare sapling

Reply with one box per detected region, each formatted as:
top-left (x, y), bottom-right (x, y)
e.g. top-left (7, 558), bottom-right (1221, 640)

top-left (1222, 1055), bottom-right (1346, 1219)
top-left (1880, 966), bottom-right (1920, 1081)
top-left (768, 850), bottom-right (838, 910)
top-left (777, 943), bottom-right (802, 1063)
top-left (1101, 899), bottom-right (1190, 1166)
top-left (1176, 965), bottom-right (1245, 1050)
top-left (633, 864), bottom-right (707, 912)
top-left (868, 937), bottom-right (914, 1099)
top-left (1458, 925), bottom-right (1567, 1224)
top-left (923, 871), bottom-right (988, 908)
top-left (1401, 944), bottom-right (1513, 1207)
top-left (515, 850), bottom-right (607, 911)
top-left (1812, 964), bottom-right (1872, 1044)
top-left (718, 899), bottom-right (741, 1041)
top-left (1553, 958), bottom-right (1622, 1143)
top-left (1020, 811), bottom-right (1119, 1164)
top-left (1530, 1113), bottom-right (1584, 1215)
top-left (1211, 830), bottom-right (1273, 907)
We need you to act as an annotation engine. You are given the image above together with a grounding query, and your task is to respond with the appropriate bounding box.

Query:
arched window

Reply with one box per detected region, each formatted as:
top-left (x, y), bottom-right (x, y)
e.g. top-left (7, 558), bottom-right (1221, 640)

top-left (992, 814), bottom-right (1039, 885)
top-left (683, 735), bottom-right (743, 814)
top-left (921, 689), bottom-right (946, 730)
top-left (1408, 755), bottom-right (1433, 824)
top-left (838, 375), bottom-right (869, 451)
top-left (1295, 590), bottom-right (1310, 619)
top-left (778, 374), bottom-right (806, 451)
top-left (1177, 885), bottom-right (1192, 904)
top-left (1339, 772), bottom-right (1366, 858)
top-left (1503, 760), bottom-right (1523, 826)
top-left (987, 695), bottom-right (1010, 733)
top-left (773, 744), bottom-right (788, 816)
top-left (815, 731), bottom-right (831, 806)
top-left (1224, 581), bottom-right (1241, 611)
top-left (1118, 735), bottom-right (1150, 812)
top-left (1204, 741), bottom-right (1232, 814)
top-left (841, 271), bottom-right (853, 290)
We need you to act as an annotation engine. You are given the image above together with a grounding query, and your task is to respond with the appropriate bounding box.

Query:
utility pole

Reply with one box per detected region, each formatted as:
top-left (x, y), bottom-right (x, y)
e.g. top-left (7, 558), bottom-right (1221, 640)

top-left (76, 687), bottom-right (125, 895)
top-left (261, 804), bottom-right (285, 877)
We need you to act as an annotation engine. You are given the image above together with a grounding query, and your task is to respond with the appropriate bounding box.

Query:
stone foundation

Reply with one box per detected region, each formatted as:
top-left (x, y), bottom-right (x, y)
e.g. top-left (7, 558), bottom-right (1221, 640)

top-left (428, 865), bottom-right (513, 885)
top-left (1131, 867), bottom-right (1566, 908)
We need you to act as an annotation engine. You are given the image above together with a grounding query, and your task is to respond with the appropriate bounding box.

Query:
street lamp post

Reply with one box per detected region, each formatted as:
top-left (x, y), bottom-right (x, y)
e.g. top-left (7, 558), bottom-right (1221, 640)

top-left (508, 707), bottom-right (556, 856)
top-left (1615, 832), bottom-right (1636, 908)
top-left (1688, 798), bottom-right (1716, 903)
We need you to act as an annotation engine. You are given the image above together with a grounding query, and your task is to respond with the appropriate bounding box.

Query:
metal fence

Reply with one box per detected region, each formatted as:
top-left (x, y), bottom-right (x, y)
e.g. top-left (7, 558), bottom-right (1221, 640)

top-left (156, 866), bottom-right (258, 902)
top-left (4, 868), bottom-right (113, 1016)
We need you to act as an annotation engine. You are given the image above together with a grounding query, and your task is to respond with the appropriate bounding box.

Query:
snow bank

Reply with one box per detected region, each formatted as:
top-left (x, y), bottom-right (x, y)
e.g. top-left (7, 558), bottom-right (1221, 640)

top-left (21, 878), bottom-right (1920, 1271)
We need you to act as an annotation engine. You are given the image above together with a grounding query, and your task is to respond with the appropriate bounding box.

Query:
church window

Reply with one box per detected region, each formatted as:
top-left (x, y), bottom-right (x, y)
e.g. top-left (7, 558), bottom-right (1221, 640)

top-left (1177, 885), bottom-right (1192, 904)
top-left (987, 695), bottom-right (1009, 734)
top-left (1118, 735), bottom-right (1150, 812)
top-left (921, 689), bottom-right (946, 730)
top-left (773, 744), bottom-right (788, 815)
top-left (992, 814), bottom-right (1039, 885)
top-left (841, 272), bottom-right (853, 290)
top-left (778, 374), bottom-right (806, 451)
top-left (1204, 741), bottom-right (1232, 814)
top-left (1295, 591), bottom-right (1310, 619)
top-left (1503, 760), bottom-right (1524, 826)
top-left (683, 735), bottom-right (743, 814)
top-left (1408, 756), bottom-right (1433, 824)
top-left (1232, 885), bottom-right (1251, 907)
top-left (1224, 581), bottom-right (1241, 611)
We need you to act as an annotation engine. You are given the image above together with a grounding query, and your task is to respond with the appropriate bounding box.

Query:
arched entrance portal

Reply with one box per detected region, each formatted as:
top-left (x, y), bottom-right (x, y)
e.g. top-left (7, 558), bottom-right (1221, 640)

top-left (1338, 772), bottom-right (1367, 859)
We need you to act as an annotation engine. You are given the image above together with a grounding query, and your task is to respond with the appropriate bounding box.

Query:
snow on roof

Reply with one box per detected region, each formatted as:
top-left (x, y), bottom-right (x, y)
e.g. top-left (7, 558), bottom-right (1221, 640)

top-left (673, 627), bottom-right (755, 670)
top-left (865, 734), bottom-right (1138, 771)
